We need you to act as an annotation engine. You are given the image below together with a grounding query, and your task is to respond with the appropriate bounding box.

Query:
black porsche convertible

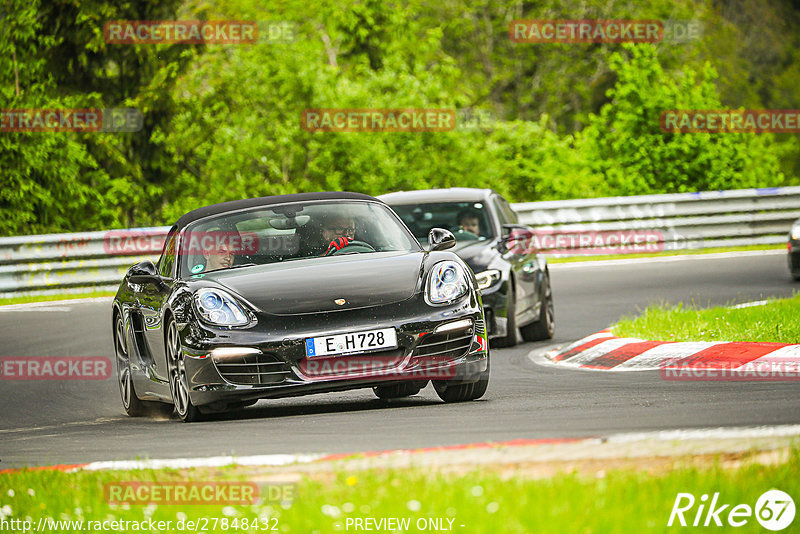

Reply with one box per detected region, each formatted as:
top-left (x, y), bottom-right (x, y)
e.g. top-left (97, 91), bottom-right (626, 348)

top-left (380, 188), bottom-right (554, 347)
top-left (112, 192), bottom-right (489, 421)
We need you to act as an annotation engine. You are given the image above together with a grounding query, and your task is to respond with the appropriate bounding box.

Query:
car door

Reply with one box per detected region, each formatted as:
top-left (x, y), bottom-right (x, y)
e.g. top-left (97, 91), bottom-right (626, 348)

top-left (494, 194), bottom-right (540, 324)
top-left (138, 228), bottom-right (177, 386)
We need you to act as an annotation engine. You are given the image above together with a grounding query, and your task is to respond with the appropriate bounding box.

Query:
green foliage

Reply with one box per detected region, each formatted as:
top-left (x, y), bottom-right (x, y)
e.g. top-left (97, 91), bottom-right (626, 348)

top-left (1, 0), bottom-right (798, 235)
top-left (577, 44), bottom-right (784, 195)
top-left (0, 0), bottom-right (109, 235)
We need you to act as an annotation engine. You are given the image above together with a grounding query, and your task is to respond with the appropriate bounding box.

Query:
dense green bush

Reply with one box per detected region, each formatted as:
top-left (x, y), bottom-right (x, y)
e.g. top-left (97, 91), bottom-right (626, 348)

top-left (0, 0), bottom-right (795, 235)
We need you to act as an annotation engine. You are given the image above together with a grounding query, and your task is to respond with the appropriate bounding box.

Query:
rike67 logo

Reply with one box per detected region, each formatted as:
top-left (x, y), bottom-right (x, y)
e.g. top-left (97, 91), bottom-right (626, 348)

top-left (668, 490), bottom-right (795, 530)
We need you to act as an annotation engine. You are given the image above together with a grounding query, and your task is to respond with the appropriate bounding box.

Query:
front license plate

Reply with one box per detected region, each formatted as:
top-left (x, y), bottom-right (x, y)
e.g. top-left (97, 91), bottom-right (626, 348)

top-left (305, 328), bottom-right (397, 357)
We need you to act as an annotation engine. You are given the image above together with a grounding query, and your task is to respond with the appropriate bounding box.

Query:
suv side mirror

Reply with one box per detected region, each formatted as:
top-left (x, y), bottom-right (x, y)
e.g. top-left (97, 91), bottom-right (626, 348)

top-left (501, 224), bottom-right (532, 255)
top-left (428, 228), bottom-right (456, 251)
top-left (128, 260), bottom-right (162, 286)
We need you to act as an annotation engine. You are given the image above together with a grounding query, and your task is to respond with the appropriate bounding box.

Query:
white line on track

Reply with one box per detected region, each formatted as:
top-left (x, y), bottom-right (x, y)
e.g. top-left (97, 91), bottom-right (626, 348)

top-left (80, 454), bottom-right (325, 472)
top-left (549, 249), bottom-right (784, 269)
top-left (0, 296), bottom-right (113, 312)
top-left (606, 424), bottom-right (800, 443)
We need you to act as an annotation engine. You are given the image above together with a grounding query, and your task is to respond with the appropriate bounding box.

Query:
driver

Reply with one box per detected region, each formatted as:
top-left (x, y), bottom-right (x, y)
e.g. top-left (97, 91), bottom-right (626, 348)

top-left (202, 239), bottom-right (235, 271)
top-left (456, 210), bottom-right (481, 236)
top-left (321, 214), bottom-right (357, 255)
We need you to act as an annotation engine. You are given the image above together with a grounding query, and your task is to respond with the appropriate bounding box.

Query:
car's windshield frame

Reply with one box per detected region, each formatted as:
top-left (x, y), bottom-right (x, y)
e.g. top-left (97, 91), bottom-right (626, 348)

top-left (176, 199), bottom-right (422, 278)
top-left (388, 200), bottom-right (498, 243)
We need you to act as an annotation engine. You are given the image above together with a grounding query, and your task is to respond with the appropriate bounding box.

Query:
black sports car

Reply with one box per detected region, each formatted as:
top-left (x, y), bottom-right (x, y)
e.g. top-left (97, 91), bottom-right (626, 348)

top-left (379, 188), bottom-right (554, 347)
top-left (112, 192), bottom-right (489, 422)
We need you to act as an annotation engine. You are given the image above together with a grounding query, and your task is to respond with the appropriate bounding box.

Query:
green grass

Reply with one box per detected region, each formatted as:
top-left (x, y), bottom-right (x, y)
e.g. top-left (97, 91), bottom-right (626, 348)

top-left (613, 293), bottom-right (800, 343)
top-left (547, 244), bottom-right (784, 264)
top-left (0, 290), bottom-right (115, 307)
top-left (1, 450), bottom-right (798, 533)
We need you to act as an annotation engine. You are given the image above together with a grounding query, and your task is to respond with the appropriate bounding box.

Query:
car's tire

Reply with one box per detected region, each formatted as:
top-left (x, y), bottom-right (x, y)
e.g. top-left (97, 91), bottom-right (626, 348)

top-left (373, 382), bottom-right (422, 399)
top-left (433, 354), bottom-right (490, 402)
top-left (166, 318), bottom-right (204, 422)
top-left (492, 279), bottom-right (517, 348)
top-left (520, 271), bottom-right (555, 341)
top-left (114, 314), bottom-right (147, 417)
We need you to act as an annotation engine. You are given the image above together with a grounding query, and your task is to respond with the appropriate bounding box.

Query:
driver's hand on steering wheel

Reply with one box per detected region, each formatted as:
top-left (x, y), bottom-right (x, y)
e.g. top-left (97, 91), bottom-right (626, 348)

top-left (325, 237), bottom-right (351, 255)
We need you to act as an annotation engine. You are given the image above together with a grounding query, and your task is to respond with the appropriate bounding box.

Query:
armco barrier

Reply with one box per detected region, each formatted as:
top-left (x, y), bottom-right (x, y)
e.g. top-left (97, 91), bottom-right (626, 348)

top-left (1, 187), bottom-right (798, 296)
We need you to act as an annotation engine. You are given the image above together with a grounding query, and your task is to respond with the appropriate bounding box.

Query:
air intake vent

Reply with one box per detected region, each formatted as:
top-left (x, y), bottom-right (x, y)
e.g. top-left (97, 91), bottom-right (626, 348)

top-left (213, 352), bottom-right (290, 385)
top-left (413, 330), bottom-right (472, 362)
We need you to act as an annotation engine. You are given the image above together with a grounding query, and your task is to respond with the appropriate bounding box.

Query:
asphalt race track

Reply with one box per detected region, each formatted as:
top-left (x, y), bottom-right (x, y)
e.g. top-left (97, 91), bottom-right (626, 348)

top-left (1, 251), bottom-right (798, 469)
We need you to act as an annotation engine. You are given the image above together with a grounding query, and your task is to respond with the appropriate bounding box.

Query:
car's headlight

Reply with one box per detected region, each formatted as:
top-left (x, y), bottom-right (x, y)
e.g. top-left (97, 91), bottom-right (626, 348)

top-left (475, 269), bottom-right (502, 290)
top-left (792, 223), bottom-right (800, 241)
top-left (193, 288), bottom-right (249, 326)
top-left (427, 261), bottom-right (470, 304)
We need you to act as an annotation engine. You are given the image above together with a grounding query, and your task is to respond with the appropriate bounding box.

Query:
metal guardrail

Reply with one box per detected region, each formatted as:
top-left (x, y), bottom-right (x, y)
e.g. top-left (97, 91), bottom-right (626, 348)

top-left (1, 187), bottom-right (798, 297)
top-left (513, 186), bottom-right (800, 251)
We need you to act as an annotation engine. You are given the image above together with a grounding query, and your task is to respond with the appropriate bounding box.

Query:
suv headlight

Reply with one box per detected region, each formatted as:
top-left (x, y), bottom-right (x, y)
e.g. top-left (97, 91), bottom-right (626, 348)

top-left (475, 269), bottom-right (501, 290)
top-left (427, 261), bottom-right (470, 304)
top-left (194, 288), bottom-right (250, 326)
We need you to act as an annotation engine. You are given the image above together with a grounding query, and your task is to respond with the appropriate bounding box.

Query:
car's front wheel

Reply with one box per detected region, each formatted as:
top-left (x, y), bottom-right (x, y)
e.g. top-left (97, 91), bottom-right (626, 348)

top-left (114, 314), bottom-right (172, 417)
top-left (433, 355), bottom-right (490, 402)
top-left (166, 319), bottom-right (204, 422)
top-left (520, 271), bottom-right (555, 341)
top-left (492, 280), bottom-right (518, 348)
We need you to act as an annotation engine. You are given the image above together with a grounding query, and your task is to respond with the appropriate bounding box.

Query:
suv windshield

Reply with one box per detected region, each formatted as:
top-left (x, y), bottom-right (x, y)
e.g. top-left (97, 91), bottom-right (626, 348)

top-left (389, 201), bottom-right (495, 243)
top-left (179, 200), bottom-right (420, 277)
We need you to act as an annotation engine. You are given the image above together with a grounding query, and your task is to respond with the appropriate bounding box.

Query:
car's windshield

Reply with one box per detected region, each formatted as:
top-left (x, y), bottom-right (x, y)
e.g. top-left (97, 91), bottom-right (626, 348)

top-left (178, 200), bottom-right (420, 277)
top-left (389, 201), bottom-right (495, 243)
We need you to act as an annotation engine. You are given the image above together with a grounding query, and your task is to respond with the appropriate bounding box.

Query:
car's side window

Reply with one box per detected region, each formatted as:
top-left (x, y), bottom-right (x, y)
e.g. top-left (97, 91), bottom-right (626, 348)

top-left (497, 195), bottom-right (519, 224)
top-left (491, 196), bottom-right (510, 226)
top-left (157, 228), bottom-right (177, 278)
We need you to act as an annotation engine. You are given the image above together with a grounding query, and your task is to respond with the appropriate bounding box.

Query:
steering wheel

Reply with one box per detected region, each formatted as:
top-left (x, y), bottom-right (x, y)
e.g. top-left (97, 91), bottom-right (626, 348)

top-left (326, 240), bottom-right (376, 256)
top-left (452, 228), bottom-right (480, 241)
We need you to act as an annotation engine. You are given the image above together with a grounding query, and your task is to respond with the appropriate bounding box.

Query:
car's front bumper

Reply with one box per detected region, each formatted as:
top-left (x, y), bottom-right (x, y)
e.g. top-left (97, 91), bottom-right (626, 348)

top-left (479, 279), bottom-right (510, 338)
top-left (178, 292), bottom-right (487, 408)
top-left (789, 241), bottom-right (800, 276)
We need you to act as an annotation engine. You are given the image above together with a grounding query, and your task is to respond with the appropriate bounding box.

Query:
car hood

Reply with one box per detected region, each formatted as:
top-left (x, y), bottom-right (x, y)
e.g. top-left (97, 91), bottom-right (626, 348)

top-left (203, 251), bottom-right (423, 315)
top-left (452, 239), bottom-right (498, 273)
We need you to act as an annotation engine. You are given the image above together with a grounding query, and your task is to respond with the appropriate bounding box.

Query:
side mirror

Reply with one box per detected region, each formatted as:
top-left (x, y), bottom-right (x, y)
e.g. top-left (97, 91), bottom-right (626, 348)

top-left (428, 228), bottom-right (456, 251)
top-left (501, 224), bottom-right (533, 255)
top-left (128, 260), bottom-right (161, 285)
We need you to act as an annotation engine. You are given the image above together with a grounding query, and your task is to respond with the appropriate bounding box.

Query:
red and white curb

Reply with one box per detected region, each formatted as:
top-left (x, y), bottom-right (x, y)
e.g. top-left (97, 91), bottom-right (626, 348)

top-left (535, 329), bottom-right (800, 374)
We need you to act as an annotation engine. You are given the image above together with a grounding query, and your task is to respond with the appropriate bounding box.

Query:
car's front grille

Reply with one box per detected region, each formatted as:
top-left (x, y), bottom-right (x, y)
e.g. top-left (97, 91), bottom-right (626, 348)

top-left (213, 352), bottom-right (290, 386)
top-left (300, 349), bottom-right (405, 378)
top-left (412, 330), bottom-right (473, 364)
